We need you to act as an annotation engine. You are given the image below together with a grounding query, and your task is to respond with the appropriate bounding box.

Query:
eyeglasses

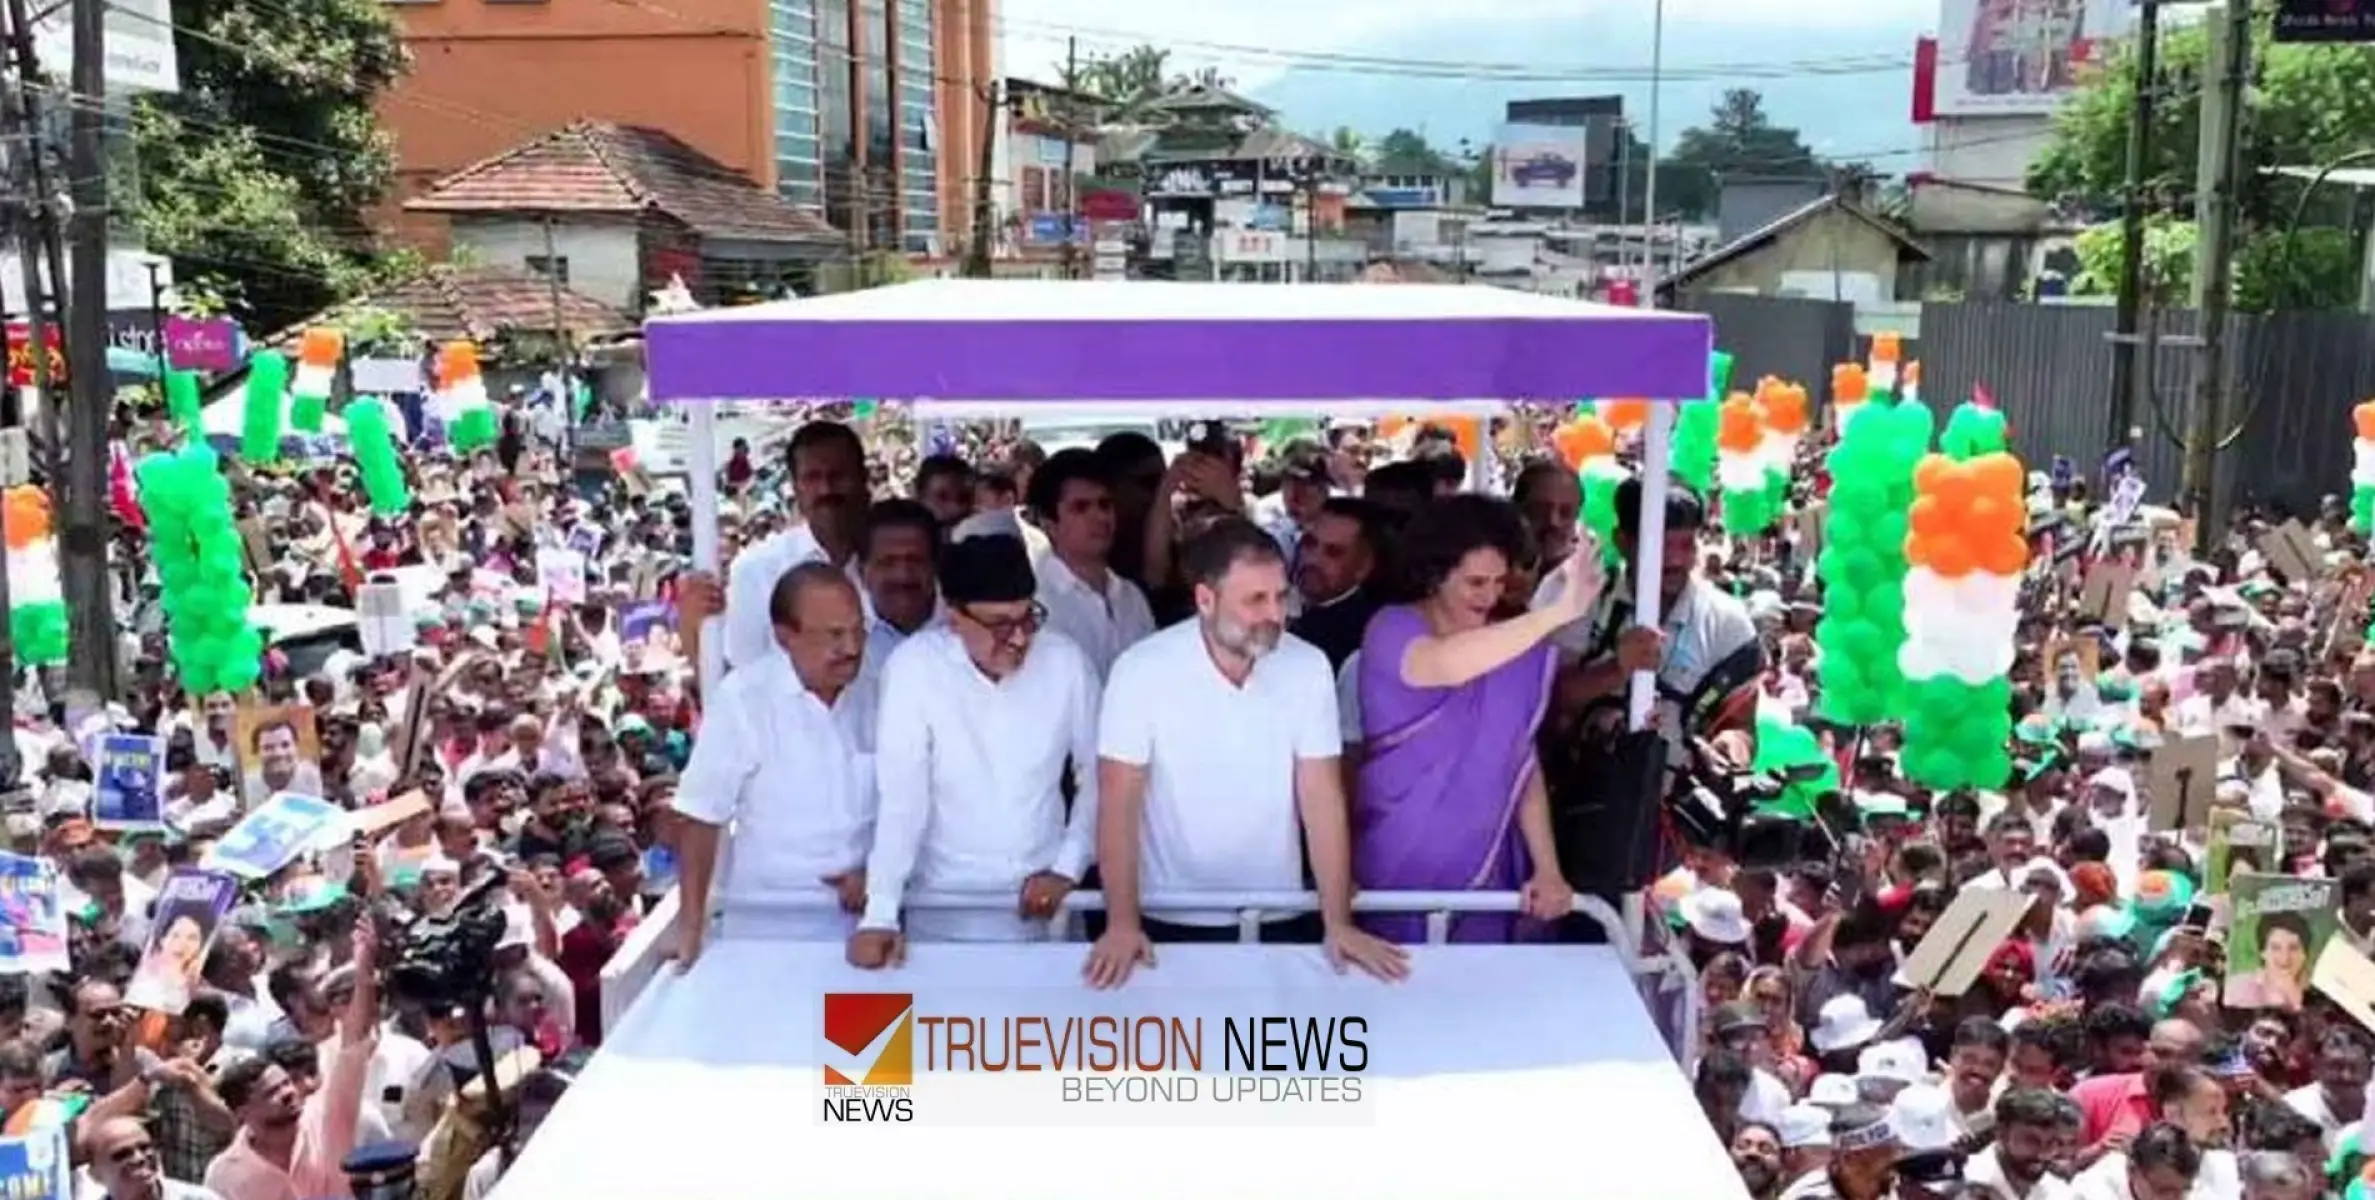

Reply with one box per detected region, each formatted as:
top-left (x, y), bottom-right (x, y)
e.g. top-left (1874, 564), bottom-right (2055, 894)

top-left (960, 601), bottom-right (1046, 645)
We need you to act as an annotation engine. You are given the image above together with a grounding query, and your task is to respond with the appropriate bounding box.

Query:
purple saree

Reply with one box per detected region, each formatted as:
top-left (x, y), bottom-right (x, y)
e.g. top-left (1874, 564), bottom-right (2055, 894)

top-left (1353, 605), bottom-right (1557, 944)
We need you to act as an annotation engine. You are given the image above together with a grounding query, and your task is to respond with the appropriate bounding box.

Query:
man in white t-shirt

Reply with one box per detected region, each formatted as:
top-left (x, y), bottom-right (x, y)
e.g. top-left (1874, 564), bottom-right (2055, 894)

top-left (1083, 518), bottom-right (1406, 989)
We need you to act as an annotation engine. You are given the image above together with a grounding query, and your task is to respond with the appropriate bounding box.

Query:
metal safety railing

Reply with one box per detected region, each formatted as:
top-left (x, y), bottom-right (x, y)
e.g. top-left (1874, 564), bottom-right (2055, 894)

top-left (599, 886), bottom-right (1702, 1065)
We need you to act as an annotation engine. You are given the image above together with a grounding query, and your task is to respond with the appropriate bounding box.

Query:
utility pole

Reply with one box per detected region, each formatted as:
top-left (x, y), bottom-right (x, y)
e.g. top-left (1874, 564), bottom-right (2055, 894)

top-left (1060, 37), bottom-right (1080, 281)
top-left (541, 216), bottom-right (573, 445)
top-left (962, 81), bottom-right (1005, 279)
top-left (2188, 0), bottom-right (2251, 554)
top-left (62, 0), bottom-right (113, 698)
top-left (1638, 0), bottom-right (1666, 309)
top-left (2105, 0), bottom-right (2160, 454)
top-left (2, 0), bottom-right (64, 495)
top-left (142, 259), bottom-right (165, 378)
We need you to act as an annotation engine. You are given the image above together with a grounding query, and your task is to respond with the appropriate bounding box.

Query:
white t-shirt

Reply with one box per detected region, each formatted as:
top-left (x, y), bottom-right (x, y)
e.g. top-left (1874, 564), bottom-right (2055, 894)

top-left (1098, 621), bottom-right (1340, 926)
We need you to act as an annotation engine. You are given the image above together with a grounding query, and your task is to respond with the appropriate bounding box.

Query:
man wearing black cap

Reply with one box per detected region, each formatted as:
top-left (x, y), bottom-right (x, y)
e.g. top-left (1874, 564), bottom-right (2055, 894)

top-left (1260, 439), bottom-right (1334, 563)
top-left (851, 534), bottom-right (1100, 962)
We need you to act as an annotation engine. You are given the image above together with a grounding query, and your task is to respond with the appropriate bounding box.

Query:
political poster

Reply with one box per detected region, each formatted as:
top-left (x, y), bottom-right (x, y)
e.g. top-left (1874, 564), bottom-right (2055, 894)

top-left (0, 1124), bottom-right (70, 1200)
top-left (203, 793), bottom-right (342, 880)
top-left (124, 870), bottom-right (238, 1014)
top-left (2225, 874), bottom-right (2341, 1011)
top-left (92, 733), bottom-right (164, 830)
top-left (0, 854), bottom-right (67, 975)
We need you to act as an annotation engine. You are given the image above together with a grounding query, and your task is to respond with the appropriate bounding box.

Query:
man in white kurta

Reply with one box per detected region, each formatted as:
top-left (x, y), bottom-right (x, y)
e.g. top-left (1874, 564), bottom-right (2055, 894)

top-left (851, 534), bottom-right (1101, 959)
top-left (670, 562), bottom-right (880, 962)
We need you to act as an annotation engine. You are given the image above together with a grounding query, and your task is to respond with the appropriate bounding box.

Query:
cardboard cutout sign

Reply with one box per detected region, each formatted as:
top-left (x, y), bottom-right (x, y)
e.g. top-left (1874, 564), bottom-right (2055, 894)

top-left (2315, 936), bottom-right (2375, 1038)
top-left (1900, 888), bottom-right (2032, 996)
top-left (2078, 558), bottom-right (2135, 629)
top-left (2259, 519), bottom-right (2321, 584)
top-left (2147, 734), bottom-right (2221, 832)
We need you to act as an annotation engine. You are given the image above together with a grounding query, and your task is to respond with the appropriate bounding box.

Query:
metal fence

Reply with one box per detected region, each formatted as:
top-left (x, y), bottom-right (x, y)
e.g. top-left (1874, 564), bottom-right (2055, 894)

top-left (1692, 295), bottom-right (2375, 513)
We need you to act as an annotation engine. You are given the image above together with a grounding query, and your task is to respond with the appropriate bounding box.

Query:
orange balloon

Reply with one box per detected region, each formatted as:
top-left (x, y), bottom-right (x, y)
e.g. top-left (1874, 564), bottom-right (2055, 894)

top-left (1872, 333), bottom-right (1902, 364)
top-left (1907, 496), bottom-right (1953, 540)
top-left (1977, 534), bottom-right (2029, 575)
top-left (1833, 364), bottom-right (1868, 404)
top-left (1765, 384), bottom-right (1811, 436)
top-left (1925, 535), bottom-right (1976, 578)
top-left (1555, 417), bottom-right (1615, 468)
top-left (3, 487), bottom-right (48, 551)
top-left (1913, 454), bottom-right (1954, 496)
top-left (2354, 400), bottom-right (2375, 442)
top-left (1601, 399), bottom-right (1650, 431)
top-left (1717, 395), bottom-right (1763, 453)
top-left (1972, 452), bottom-right (2025, 497)
top-left (1932, 465), bottom-right (1980, 512)
top-left (1904, 536), bottom-right (1931, 570)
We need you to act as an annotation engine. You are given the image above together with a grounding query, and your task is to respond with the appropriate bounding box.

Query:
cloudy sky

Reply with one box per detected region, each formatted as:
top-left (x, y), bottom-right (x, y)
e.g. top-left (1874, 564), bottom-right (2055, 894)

top-left (999, 0), bottom-right (1939, 165)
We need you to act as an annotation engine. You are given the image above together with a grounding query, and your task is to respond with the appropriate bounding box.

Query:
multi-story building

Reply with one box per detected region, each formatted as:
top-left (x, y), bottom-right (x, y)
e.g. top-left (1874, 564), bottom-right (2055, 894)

top-left (378, 0), bottom-right (993, 258)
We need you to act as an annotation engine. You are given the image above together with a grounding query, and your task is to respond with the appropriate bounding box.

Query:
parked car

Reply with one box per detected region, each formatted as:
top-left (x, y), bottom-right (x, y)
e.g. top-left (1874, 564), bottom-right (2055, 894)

top-left (1510, 153), bottom-right (1579, 189)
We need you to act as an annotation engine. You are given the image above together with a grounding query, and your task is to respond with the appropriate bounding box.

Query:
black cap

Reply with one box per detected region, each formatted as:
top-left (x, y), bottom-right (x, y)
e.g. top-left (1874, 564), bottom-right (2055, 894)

top-left (938, 534), bottom-right (1037, 607)
top-left (340, 1139), bottom-right (420, 1183)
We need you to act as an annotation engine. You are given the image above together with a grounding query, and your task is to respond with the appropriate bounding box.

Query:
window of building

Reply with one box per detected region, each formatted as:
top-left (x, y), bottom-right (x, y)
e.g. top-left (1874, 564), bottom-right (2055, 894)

top-left (777, 131), bottom-right (821, 162)
top-left (525, 255), bottom-right (569, 283)
top-left (1020, 166), bottom-right (1047, 214)
top-left (776, 79), bottom-right (818, 114)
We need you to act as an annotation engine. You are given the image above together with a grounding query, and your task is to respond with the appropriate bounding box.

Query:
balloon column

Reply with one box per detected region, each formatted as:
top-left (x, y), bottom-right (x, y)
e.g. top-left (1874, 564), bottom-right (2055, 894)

top-left (1940, 401), bottom-right (2010, 459)
top-left (1831, 363), bottom-right (1870, 433)
top-left (1868, 333), bottom-right (1903, 396)
top-left (163, 369), bottom-right (202, 438)
top-left (1757, 378), bottom-right (1811, 508)
top-left (1553, 414), bottom-right (1626, 564)
top-left (289, 328), bottom-right (342, 434)
top-left (239, 350), bottom-right (288, 464)
top-left (137, 447), bottom-right (263, 694)
top-left (1671, 352), bottom-right (1730, 496)
top-left (2354, 400), bottom-right (2375, 534)
top-left (440, 342), bottom-right (499, 453)
top-left (1717, 392), bottom-right (1777, 535)
top-left (1897, 452), bottom-right (2027, 790)
top-left (1814, 386), bottom-right (1933, 724)
top-left (4, 487), bottom-right (65, 666)
top-left (344, 399), bottom-right (412, 517)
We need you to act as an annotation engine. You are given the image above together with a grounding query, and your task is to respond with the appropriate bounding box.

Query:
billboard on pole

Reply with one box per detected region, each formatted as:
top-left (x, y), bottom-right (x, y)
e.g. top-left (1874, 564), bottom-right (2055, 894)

top-left (2273, 0), bottom-right (2375, 43)
top-left (1489, 123), bottom-right (1589, 209)
top-left (1931, 0), bottom-right (2127, 117)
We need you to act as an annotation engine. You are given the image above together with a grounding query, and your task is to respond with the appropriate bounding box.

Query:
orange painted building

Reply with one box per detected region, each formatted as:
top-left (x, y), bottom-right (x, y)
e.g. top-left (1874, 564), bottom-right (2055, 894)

top-left (377, 0), bottom-right (994, 257)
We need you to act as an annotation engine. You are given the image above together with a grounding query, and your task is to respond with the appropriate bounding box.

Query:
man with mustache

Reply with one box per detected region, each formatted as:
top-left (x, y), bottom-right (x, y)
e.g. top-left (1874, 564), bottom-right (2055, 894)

top-left (705, 420), bottom-right (874, 675)
top-left (1083, 518), bottom-right (1407, 989)
top-left (669, 564), bottom-right (879, 968)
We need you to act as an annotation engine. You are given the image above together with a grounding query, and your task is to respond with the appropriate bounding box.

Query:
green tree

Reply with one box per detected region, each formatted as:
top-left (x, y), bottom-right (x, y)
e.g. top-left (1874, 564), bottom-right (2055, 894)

top-left (1328, 126), bottom-right (1367, 165)
top-left (130, 0), bottom-right (409, 331)
top-left (1370, 128), bottom-right (1456, 176)
top-left (1073, 44), bottom-right (1170, 105)
top-left (2030, 13), bottom-right (2375, 310)
top-left (1661, 88), bottom-right (1821, 219)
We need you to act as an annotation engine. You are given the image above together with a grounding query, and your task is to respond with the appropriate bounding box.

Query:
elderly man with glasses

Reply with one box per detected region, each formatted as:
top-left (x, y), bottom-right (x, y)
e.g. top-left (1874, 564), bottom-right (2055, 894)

top-left (849, 532), bottom-right (1102, 963)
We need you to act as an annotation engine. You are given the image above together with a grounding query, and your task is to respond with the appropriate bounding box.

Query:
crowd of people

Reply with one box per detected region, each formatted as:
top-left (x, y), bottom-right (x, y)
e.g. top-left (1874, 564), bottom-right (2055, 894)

top-left (17, 365), bottom-right (2375, 1200)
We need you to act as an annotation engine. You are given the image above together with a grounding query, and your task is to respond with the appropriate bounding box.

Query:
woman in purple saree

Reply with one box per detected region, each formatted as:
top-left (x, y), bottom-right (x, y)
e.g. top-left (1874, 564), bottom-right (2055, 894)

top-left (1355, 495), bottom-right (1603, 943)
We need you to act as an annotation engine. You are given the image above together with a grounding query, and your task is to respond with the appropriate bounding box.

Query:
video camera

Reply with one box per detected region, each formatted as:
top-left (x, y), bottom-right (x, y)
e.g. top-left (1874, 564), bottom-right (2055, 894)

top-left (1548, 720), bottom-right (1856, 897)
top-left (385, 869), bottom-right (510, 1013)
top-left (1667, 736), bottom-right (1858, 874)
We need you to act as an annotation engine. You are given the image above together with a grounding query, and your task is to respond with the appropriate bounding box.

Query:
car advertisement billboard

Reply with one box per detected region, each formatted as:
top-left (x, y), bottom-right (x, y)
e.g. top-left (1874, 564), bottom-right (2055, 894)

top-left (1932, 0), bottom-right (2129, 117)
top-left (1490, 124), bottom-right (1590, 209)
